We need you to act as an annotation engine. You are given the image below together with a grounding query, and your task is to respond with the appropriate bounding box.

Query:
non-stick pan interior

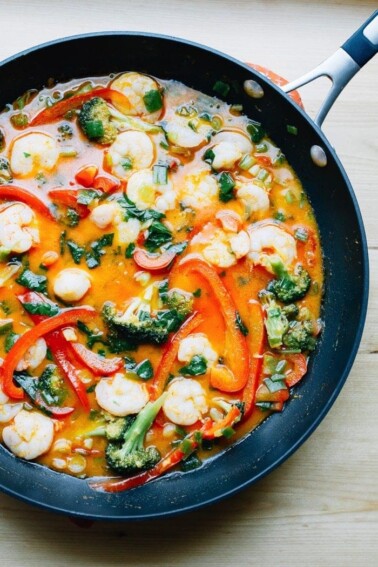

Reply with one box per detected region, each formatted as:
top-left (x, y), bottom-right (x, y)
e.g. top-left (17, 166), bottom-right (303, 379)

top-left (0, 33), bottom-right (369, 519)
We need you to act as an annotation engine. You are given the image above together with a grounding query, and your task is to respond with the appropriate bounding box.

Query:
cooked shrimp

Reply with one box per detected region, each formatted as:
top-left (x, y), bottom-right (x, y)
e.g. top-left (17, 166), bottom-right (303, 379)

top-left (2, 410), bottom-right (55, 460)
top-left (162, 377), bottom-right (208, 426)
top-left (10, 132), bottom-right (59, 177)
top-left (16, 338), bottom-right (47, 372)
top-left (191, 223), bottom-right (249, 268)
top-left (178, 333), bottom-right (218, 366)
top-left (236, 181), bottom-right (270, 214)
top-left (180, 169), bottom-right (218, 209)
top-left (247, 224), bottom-right (297, 271)
top-left (111, 72), bottom-right (163, 121)
top-left (116, 218), bottom-right (142, 245)
top-left (0, 203), bottom-right (39, 253)
top-left (89, 202), bottom-right (142, 245)
top-left (127, 169), bottom-right (176, 213)
top-left (95, 373), bottom-right (149, 417)
top-left (0, 385), bottom-right (23, 424)
top-left (165, 116), bottom-right (207, 148)
top-left (107, 131), bottom-right (154, 179)
top-left (53, 268), bottom-right (91, 302)
top-left (210, 132), bottom-right (253, 171)
top-left (89, 202), bottom-right (120, 229)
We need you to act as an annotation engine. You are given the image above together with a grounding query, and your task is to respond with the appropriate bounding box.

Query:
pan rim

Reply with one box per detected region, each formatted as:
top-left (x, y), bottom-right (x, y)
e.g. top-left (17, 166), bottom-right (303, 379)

top-left (0, 31), bottom-right (370, 521)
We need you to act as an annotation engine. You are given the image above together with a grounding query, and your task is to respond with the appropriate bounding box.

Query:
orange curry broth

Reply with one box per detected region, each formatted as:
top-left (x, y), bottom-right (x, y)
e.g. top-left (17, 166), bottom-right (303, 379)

top-left (0, 73), bottom-right (323, 479)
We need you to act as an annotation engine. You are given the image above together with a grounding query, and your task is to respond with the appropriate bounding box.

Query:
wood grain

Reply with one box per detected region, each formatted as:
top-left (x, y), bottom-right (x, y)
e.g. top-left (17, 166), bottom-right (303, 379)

top-left (0, 1), bottom-right (377, 565)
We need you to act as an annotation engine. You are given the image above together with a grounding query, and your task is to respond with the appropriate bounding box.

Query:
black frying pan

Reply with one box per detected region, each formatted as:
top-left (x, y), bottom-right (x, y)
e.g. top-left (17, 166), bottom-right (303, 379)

top-left (0, 10), bottom-right (376, 520)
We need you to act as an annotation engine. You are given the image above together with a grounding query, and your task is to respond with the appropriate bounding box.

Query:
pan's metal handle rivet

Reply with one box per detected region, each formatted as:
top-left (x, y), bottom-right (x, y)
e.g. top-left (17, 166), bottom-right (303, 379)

top-left (310, 145), bottom-right (327, 167)
top-left (243, 79), bottom-right (264, 99)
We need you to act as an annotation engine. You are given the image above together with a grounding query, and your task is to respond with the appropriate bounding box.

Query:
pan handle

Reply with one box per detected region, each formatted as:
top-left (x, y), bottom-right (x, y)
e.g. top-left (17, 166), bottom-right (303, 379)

top-left (282, 10), bottom-right (378, 127)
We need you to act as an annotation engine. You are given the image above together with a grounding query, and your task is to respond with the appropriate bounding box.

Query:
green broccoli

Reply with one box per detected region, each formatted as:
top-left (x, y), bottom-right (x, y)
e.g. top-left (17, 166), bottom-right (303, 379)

top-left (103, 288), bottom-right (193, 347)
top-left (86, 414), bottom-right (134, 441)
top-left (38, 364), bottom-right (66, 406)
top-left (105, 393), bottom-right (167, 475)
top-left (283, 320), bottom-right (317, 352)
top-left (282, 303), bottom-right (299, 320)
top-left (78, 97), bottom-right (117, 145)
top-left (267, 258), bottom-right (311, 303)
top-left (259, 290), bottom-right (289, 349)
top-left (0, 157), bottom-right (12, 184)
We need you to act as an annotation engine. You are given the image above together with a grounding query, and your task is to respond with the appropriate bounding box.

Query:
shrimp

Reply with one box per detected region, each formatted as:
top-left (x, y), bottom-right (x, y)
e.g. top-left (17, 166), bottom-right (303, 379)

top-left (107, 131), bottom-right (154, 179)
top-left (111, 72), bottom-right (163, 121)
top-left (247, 224), bottom-right (297, 271)
top-left (95, 373), bottom-right (149, 417)
top-left (236, 181), bottom-right (270, 214)
top-left (127, 169), bottom-right (176, 213)
top-left (165, 116), bottom-right (207, 148)
top-left (0, 384), bottom-right (23, 424)
top-left (162, 377), bottom-right (208, 426)
top-left (10, 132), bottom-right (59, 177)
top-left (191, 222), bottom-right (250, 268)
top-left (178, 333), bottom-right (218, 367)
top-left (89, 202), bottom-right (142, 245)
top-left (53, 268), bottom-right (91, 302)
top-left (16, 338), bottom-right (47, 372)
top-left (0, 203), bottom-right (39, 253)
top-left (2, 410), bottom-right (55, 459)
top-left (180, 169), bottom-right (218, 209)
top-left (210, 132), bottom-right (253, 171)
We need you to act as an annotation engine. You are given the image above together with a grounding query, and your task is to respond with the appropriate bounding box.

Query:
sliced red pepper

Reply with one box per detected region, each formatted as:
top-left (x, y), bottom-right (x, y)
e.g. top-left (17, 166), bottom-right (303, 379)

top-left (2, 306), bottom-right (95, 400)
top-left (201, 405), bottom-right (242, 439)
top-left (0, 185), bottom-right (55, 220)
top-left (30, 88), bottom-right (131, 126)
top-left (69, 342), bottom-right (123, 376)
top-left (92, 175), bottom-right (120, 194)
top-left (285, 354), bottom-right (308, 388)
top-left (133, 248), bottom-right (176, 272)
top-left (75, 165), bottom-right (98, 188)
top-left (171, 258), bottom-right (249, 393)
top-left (255, 382), bottom-right (290, 403)
top-left (48, 189), bottom-right (90, 218)
top-left (241, 300), bottom-right (265, 419)
top-left (151, 311), bottom-right (203, 399)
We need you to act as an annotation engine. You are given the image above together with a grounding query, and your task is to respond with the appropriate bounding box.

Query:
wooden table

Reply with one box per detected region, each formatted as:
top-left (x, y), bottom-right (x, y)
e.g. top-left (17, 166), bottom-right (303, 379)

top-left (0, 1), bottom-right (377, 564)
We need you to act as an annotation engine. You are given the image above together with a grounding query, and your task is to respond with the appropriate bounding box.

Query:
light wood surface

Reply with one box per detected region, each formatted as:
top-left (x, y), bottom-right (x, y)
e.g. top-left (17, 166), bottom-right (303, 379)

top-left (0, 1), bottom-right (377, 565)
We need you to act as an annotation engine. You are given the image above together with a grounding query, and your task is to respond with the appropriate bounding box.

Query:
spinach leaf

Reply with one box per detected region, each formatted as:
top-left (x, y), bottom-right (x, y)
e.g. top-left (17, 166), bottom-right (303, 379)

top-left (67, 240), bottom-right (85, 264)
top-left (180, 354), bottom-right (207, 376)
top-left (135, 359), bottom-right (154, 380)
top-left (23, 302), bottom-right (60, 317)
top-left (118, 195), bottom-right (164, 222)
top-left (218, 172), bottom-right (235, 203)
top-left (145, 221), bottom-right (172, 252)
top-left (16, 269), bottom-right (47, 293)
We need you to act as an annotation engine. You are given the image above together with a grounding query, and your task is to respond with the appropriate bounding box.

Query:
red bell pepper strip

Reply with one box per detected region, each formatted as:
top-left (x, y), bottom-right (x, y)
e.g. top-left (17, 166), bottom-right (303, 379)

top-left (69, 342), bottom-right (123, 376)
top-left (90, 405), bottom-right (242, 493)
top-left (75, 165), bottom-right (98, 188)
top-left (2, 306), bottom-right (95, 400)
top-left (133, 248), bottom-right (176, 271)
top-left (92, 175), bottom-right (120, 194)
top-left (241, 300), bottom-right (265, 419)
top-left (255, 382), bottom-right (290, 403)
top-left (47, 189), bottom-right (90, 218)
top-left (171, 258), bottom-right (249, 393)
top-left (0, 185), bottom-right (55, 220)
top-left (285, 354), bottom-right (308, 388)
top-left (30, 88), bottom-right (131, 126)
top-left (151, 311), bottom-right (203, 399)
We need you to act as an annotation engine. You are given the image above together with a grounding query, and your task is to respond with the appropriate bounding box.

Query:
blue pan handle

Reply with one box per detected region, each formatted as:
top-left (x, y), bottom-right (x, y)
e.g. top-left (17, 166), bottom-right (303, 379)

top-left (282, 10), bottom-right (378, 127)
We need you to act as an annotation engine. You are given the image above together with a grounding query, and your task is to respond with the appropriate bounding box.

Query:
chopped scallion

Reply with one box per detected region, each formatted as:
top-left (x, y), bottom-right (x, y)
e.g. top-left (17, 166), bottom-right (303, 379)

top-left (287, 124), bottom-right (298, 135)
top-left (239, 154), bottom-right (255, 170)
top-left (153, 164), bottom-right (168, 185)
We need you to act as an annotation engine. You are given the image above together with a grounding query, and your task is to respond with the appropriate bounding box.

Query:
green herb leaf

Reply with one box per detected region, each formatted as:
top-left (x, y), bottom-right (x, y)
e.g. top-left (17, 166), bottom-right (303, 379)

top-left (153, 164), bottom-right (168, 185)
top-left (67, 240), bottom-right (85, 264)
top-left (118, 195), bottom-right (164, 222)
top-left (66, 208), bottom-right (80, 227)
top-left (246, 121), bottom-right (265, 143)
top-left (143, 89), bottom-right (163, 113)
top-left (16, 269), bottom-right (47, 293)
top-left (180, 354), bottom-right (207, 376)
top-left (235, 312), bottom-right (248, 336)
top-left (193, 288), bottom-right (202, 298)
top-left (286, 124), bottom-right (298, 135)
top-left (125, 242), bottom-right (136, 259)
top-left (77, 189), bottom-right (102, 206)
top-left (135, 359), bottom-right (154, 380)
top-left (145, 221), bottom-right (172, 252)
top-left (218, 172), bottom-right (235, 202)
top-left (23, 302), bottom-right (60, 316)
top-left (5, 331), bottom-right (19, 352)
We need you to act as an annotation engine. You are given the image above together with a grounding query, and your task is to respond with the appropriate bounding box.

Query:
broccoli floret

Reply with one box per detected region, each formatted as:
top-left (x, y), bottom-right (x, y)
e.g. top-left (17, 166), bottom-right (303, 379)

top-left (103, 288), bottom-right (193, 347)
top-left (57, 123), bottom-right (73, 140)
top-left (282, 303), bottom-right (299, 320)
top-left (78, 97), bottom-right (117, 145)
top-left (164, 290), bottom-right (193, 319)
top-left (103, 414), bottom-right (135, 441)
top-left (283, 320), bottom-right (317, 352)
top-left (267, 259), bottom-right (311, 303)
top-left (0, 157), bottom-right (12, 184)
top-left (105, 394), bottom-right (166, 475)
top-left (38, 364), bottom-right (66, 406)
top-left (259, 290), bottom-right (289, 349)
